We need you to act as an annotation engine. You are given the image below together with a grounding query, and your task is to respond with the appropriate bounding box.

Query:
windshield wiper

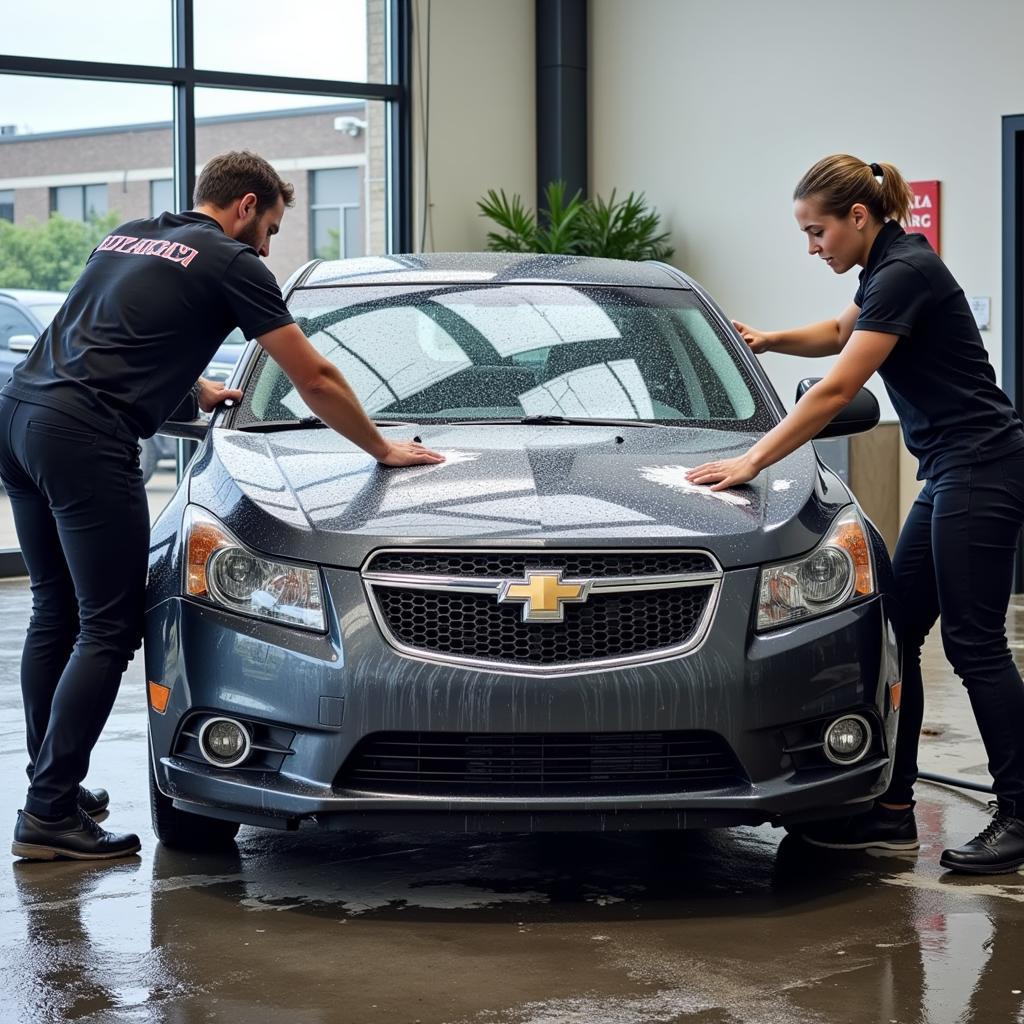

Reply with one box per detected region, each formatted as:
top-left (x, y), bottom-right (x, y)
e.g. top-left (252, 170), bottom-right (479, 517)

top-left (236, 416), bottom-right (328, 432)
top-left (237, 416), bottom-right (402, 432)
top-left (457, 415), bottom-right (656, 428)
top-left (238, 414), bottom-right (659, 432)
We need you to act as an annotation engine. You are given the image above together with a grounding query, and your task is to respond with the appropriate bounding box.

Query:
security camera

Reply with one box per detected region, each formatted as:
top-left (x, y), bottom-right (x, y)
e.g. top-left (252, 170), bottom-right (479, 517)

top-left (333, 116), bottom-right (367, 137)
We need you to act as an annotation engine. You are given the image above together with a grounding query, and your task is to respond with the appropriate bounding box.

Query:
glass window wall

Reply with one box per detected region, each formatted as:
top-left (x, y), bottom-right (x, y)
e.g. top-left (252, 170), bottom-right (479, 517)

top-left (195, 89), bottom-right (388, 282)
top-left (2, 0), bottom-right (172, 67)
top-left (0, 77), bottom-right (175, 550)
top-left (194, 0), bottom-right (374, 82)
top-left (0, 1), bottom-right (407, 568)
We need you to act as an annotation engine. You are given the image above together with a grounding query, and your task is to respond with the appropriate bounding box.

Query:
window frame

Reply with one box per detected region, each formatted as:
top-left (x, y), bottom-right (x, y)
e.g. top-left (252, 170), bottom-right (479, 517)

top-left (0, 0), bottom-right (412, 250)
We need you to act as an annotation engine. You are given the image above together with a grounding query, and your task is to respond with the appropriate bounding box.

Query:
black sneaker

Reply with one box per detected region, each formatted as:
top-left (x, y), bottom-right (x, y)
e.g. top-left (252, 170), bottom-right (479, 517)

top-left (11, 809), bottom-right (140, 861)
top-left (940, 813), bottom-right (1024, 875)
top-left (797, 804), bottom-right (919, 852)
top-left (78, 785), bottom-right (109, 817)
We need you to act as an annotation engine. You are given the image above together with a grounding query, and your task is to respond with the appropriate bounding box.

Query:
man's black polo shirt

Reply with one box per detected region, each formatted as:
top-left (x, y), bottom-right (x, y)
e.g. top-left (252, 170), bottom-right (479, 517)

top-left (1, 211), bottom-right (294, 442)
top-left (854, 220), bottom-right (1024, 480)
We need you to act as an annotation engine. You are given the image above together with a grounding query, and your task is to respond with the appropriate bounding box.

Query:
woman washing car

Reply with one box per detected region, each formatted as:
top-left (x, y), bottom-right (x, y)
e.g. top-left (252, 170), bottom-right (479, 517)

top-left (686, 154), bottom-right (1024, 874)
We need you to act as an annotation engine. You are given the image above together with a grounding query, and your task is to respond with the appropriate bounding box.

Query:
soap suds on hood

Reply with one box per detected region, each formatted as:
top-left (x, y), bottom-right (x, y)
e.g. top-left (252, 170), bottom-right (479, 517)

top-left (639, 465), bottom-right (751, 507)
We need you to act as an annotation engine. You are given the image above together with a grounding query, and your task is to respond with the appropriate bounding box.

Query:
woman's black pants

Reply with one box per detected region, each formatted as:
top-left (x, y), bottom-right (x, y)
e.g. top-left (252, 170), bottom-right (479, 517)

top-left (0, 397), bottom-right (149, 820)
top-left (886, 451), bottom-right (1024, 815)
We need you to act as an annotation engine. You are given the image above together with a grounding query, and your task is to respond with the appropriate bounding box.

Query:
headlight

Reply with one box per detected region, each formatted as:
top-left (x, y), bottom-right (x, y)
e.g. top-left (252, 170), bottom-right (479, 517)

top-left (757, 506), bottom-right (874, 631)
top-left (183, 505), bottom-right (326, 631)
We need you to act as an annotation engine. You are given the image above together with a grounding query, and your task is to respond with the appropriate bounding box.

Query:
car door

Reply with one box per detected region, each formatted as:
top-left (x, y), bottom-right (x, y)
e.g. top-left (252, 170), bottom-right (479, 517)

top-left (0, 299), bottom-right (41, 385)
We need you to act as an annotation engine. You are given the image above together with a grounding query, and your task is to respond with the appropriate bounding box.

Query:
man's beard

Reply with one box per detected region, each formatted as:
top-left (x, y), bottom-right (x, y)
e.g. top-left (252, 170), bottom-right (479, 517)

top-left (237, 218), bottom-right (262, 252)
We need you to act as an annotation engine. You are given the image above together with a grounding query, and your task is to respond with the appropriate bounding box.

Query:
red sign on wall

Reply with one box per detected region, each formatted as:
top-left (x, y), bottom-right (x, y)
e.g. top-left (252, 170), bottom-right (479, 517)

top-left (907, 180), bottom-right (940, 254)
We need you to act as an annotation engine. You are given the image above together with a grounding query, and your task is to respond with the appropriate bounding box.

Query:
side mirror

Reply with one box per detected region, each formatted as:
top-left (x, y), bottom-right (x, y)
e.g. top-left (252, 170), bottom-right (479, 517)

top-left (796, 377), bottom-right (880, 438)
top-left (156, 389), bottom-right (207, 440)
top-left (8, 334), bottom-right (35, 353)
top-left (156, 418), bottom-right (209, 441)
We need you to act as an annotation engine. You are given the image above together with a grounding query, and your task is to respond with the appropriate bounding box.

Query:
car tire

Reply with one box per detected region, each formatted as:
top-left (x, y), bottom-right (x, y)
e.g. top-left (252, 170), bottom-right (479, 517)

top-left (139, 439), bottom-right (159, 485)
top-left (148, 751), bottom-right (241, 849)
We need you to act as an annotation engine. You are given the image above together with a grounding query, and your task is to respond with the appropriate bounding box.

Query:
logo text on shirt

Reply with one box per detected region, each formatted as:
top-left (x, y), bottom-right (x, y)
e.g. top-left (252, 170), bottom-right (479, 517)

top-left (96, 234), bottom-right (199, 268)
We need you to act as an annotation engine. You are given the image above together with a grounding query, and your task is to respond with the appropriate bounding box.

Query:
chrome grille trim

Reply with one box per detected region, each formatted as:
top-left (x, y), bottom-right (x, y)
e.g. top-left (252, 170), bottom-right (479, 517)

top-left (360, 547), bottom-right (724, 676)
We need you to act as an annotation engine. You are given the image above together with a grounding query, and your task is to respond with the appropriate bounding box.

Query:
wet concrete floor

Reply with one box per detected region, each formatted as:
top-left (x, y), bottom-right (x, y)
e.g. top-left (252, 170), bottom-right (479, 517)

top-left (2, 580), bottom-right (1024, 1024)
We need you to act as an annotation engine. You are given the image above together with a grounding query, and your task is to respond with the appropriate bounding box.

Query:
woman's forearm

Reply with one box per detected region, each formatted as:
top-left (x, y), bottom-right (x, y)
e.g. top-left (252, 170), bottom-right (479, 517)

top-left (747, 379), bottom-right (848, 471)
top-left (767, 319), bottom-right (844, 357)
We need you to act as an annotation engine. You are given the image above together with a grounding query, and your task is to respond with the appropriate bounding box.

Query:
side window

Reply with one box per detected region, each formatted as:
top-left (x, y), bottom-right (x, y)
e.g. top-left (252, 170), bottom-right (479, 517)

top-left (0, 304), bottom-right (36, 351)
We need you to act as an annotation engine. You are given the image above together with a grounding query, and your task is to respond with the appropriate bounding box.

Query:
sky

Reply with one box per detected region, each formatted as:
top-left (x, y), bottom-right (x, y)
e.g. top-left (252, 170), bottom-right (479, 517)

top-left (1, 0), bottom-right (371, 134)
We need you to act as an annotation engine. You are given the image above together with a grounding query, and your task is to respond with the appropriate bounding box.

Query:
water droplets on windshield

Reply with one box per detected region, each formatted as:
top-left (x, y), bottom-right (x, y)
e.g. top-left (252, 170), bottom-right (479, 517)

top-left (238, 283), bottom-right (774, 434)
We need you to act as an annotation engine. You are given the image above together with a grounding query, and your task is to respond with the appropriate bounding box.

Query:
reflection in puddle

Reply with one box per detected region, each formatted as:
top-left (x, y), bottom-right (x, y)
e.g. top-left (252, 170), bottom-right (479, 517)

top-left (5, 797), bottom-right (1024, 1023)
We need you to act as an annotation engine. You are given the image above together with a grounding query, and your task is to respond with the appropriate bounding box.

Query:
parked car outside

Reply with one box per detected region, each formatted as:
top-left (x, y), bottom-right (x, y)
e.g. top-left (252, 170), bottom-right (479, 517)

top-left (204, 327), bottom-right (246, 384)
top-left (0, 290), bottom-right (65, 494)
top-left (145, 253), bottom-right (899, 849)
top-left (0, 288), bottom-right (65, 383)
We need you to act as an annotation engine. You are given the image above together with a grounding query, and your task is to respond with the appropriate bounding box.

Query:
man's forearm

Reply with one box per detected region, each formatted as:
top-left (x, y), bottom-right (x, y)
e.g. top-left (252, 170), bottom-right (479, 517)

top-left (297, 365), bottom-right (390, 460)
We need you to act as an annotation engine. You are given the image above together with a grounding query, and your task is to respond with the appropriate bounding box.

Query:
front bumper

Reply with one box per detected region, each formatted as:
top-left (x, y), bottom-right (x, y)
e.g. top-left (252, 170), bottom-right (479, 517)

top-left (144, 565), bottom-right (899, 832)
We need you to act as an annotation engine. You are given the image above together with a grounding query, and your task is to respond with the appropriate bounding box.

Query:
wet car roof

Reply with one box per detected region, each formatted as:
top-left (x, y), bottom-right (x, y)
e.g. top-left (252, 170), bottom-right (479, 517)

top-left (298, 253), bottom-right (690, 290)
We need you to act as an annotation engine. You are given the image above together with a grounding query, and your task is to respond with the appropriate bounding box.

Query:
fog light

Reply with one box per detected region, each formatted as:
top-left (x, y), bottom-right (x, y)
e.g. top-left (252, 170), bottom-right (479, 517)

top-left (823, 715), bottom-right (871, 765)
top-left (198, 717), bottom-right (251, 769)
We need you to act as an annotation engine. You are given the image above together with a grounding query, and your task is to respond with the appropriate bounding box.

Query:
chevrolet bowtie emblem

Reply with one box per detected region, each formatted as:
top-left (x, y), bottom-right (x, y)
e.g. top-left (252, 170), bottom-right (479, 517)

top-left (498, 571), bottom-right (592, 622)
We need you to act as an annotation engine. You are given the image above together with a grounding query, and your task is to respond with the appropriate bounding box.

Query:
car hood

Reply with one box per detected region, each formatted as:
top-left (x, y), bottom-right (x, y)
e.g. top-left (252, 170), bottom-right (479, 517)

top-left (187, 423), bottom-right (852, 570)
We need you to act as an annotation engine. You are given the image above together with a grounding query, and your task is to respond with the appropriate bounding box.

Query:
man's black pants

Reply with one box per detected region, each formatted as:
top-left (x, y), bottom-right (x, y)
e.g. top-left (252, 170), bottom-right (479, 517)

top-left (0, 396), bottom-right (149, 819)
top-left (886, 451), bottom-right (1024, 815)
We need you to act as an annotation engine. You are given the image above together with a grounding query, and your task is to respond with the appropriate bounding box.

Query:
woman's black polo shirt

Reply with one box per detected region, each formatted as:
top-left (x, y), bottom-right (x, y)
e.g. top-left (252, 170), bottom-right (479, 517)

top-left (854, 221), bottom-right (1024, 479)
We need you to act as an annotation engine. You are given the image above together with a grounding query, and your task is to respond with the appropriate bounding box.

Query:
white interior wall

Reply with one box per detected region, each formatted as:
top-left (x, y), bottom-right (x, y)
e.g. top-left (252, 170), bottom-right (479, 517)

top-left (410, 0), bottom-right (535, 254)
top-left (590, 0), bottom-right (1023, 424)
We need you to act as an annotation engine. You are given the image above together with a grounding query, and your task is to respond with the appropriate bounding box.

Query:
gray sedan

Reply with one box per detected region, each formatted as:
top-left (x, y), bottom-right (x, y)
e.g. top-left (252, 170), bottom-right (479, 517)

top-left (144, 253), bottom-right (899, 848)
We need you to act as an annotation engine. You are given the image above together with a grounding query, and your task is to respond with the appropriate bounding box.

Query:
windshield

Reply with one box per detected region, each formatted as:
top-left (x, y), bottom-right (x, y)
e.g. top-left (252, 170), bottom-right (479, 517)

top-left (237, 284), bottom-right (773, 430)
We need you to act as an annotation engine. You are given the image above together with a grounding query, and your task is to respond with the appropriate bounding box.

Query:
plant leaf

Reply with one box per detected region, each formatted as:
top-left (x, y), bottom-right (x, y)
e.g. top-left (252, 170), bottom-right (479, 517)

top-left (477, 188), bottom-right (537, 251)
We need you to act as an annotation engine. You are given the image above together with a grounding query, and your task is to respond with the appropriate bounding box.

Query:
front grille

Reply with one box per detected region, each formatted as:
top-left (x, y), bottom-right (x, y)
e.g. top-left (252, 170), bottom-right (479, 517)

top-left (337, 730), bottom-right (747, 796)
top-left (374, 585), bottom-right (712, 666)
top-left (365, 550), bottom-right (716, 579)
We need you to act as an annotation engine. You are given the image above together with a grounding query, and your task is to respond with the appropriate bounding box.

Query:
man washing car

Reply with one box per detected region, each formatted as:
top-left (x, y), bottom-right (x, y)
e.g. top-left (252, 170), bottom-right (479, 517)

top-left (0, 150), bottom-right (443, 861)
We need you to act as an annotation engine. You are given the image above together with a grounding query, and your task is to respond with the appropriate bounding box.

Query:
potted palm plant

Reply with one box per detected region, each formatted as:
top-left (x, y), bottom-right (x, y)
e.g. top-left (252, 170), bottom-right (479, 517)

top-left (477, 181), bottom-right (674, 261)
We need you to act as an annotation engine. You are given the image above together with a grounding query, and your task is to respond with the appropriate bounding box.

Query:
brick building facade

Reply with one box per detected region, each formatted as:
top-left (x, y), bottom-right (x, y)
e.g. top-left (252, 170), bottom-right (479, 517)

top-left (0, 101), bottom-right (386, 283)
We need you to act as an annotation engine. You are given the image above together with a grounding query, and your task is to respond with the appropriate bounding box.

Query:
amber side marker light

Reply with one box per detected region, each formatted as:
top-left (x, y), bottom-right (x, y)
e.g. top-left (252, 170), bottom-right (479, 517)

top-left (831, 519), bottom-right (874, 596)
top-left (186, 519), bottom-right (230, 598)
top-left (890, 681), bottom-right (902, 712)
top-left (149, 681), bottom-right (171, 714)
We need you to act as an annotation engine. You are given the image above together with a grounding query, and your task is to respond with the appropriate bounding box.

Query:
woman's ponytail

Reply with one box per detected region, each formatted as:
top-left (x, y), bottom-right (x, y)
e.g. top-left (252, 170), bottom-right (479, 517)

top-left (872, 160), bottom-right (914, 225)
top-left (794, 155), bottom-right (914, 225)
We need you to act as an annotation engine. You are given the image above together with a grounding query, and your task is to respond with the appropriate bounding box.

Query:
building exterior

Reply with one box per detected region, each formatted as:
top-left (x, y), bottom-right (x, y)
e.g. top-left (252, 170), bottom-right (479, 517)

top-left (0, 101), bottom-right (383, 284)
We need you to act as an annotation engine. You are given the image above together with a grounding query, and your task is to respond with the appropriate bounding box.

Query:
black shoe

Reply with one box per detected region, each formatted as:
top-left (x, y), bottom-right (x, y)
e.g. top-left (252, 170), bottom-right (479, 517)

top-left (940, 813), bottom-right (1024, 875)
top-left (797, 804), bottom-right (919, 852)
top-left (12, 809), bottom-right (140, 861)
top-left (78, 785), bottom-right (109, 817)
